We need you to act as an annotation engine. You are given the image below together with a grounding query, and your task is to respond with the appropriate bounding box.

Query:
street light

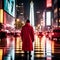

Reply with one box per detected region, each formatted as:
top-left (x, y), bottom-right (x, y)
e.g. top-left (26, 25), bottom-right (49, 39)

top-left (16, 19), bottom-right (20, 22)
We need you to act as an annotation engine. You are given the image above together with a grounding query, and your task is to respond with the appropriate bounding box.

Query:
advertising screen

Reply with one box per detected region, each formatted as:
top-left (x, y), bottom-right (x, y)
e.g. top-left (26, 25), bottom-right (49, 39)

top-left (4, 0), bottom-right (15, 17)
top-left (0, 9), bottom-right (3, 23)
top-left (46, 12), bottom-right (51, 26)
top-left (46, 0), bottom-right (52, 7)
top-left (4, 11), bottom-right (15, 27)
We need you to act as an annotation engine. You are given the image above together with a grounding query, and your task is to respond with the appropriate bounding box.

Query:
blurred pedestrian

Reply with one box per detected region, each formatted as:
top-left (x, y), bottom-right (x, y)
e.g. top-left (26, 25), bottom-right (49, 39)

top-left (0, 23), bottom-right (7, 60)
top-left (0, 23), bottom-right (7, 47)
top-left (4, 33), bottom-right (15, 60)
top-left (21, 19), bottom-right (34, 60)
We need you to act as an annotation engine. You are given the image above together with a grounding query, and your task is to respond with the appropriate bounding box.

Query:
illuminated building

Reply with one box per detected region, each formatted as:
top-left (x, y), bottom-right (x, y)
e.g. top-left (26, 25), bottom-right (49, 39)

top-left (45, 0), bottom-right (54, 31)
top-left (46, 0), bottom-right (60, 27)
top-left (16, 3), bottom-right (25, 21)
top-left (46, 0), bottom-right (52, 27)
top-left (30, 1), bottom-right (34, 27)
top-left (0, 0), bottom-right (3, 23)
top-left (0, 0), bottom-right (15, 27)
top-left (53, 0), bottom-right (60, 27)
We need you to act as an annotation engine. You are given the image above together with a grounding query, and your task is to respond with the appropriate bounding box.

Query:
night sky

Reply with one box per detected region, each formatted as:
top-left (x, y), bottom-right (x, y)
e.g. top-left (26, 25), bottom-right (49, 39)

top-left (16, 0), bottom-right (46, 12)
top-left (16, 0), bottom-right (46, 14)
top-left (16, 0), bottom-right (46, 25)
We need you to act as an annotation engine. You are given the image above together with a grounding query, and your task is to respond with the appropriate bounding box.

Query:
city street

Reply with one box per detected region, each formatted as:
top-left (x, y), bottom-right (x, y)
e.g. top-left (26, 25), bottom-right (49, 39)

top-left (0, 0), bottom-right (60, 60)
top-left (15, 35), bottom-right (60, 60)
top-left (0, 34), bottom-right (60, 60)
top-left (16, 35), bottom-right (60, 60)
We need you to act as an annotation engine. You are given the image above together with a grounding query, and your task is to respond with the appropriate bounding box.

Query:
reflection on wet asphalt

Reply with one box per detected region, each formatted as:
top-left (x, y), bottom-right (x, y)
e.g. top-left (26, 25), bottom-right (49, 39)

top-left (0, 35), bottom-right (60, 60)
top-left (15, 35), bottom-right (60, 60)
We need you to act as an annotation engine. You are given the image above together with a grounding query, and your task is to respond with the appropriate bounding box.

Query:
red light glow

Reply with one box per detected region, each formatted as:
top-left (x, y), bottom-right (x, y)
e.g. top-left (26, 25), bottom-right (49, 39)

top-left (52, 33), bottom-right (54, 35)
top-left (46, 0), bottom-right (52, 7)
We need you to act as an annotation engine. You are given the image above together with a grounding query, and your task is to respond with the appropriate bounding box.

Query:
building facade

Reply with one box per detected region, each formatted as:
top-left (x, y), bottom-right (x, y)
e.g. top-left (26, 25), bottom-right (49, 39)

top-left (16, 3), bottom-right (25, 21)
top-left (0, 0), bottom-right (15, 27)
top-left (53, 0), bottom-right (60, 27)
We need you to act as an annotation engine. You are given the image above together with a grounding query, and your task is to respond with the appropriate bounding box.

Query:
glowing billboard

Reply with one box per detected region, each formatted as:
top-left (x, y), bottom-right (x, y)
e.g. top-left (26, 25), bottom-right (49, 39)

top-left (4, 11), bottom-right (15, 27)
top-left (46, 12), bottom-right (51, 26)
top-left (4, 0), bottom-right (15, 17)
top-left (46, 0), bottom-right (52, 7)
top-left (0, 9), bottom-right (3, 23)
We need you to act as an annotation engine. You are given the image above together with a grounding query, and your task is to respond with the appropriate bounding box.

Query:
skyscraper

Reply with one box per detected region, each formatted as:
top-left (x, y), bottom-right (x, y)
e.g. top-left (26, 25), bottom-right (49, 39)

top-left (16, 3), bottom-right (24, 21)
top-left (30, 1), bottom-right (34, 27)
top-left (53, 0), bottom-right (60, 27)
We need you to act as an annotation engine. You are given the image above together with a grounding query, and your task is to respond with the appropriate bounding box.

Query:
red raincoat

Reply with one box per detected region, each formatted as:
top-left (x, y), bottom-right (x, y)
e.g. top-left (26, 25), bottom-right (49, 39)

top-left (21, 23), bottom-right (34, 51)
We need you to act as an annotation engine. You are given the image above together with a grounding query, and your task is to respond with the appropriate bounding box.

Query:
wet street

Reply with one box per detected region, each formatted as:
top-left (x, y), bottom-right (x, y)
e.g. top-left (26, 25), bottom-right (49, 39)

top-left (0, 0), bottom-right (60, 60)
top-left (0, 34), bottom-right (60, 60)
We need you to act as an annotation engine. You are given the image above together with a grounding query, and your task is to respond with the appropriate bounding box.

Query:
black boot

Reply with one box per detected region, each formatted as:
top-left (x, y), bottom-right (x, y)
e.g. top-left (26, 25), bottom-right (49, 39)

top-left (29, 51), bottom-right (32, 60)
top-left (24, 51), bottom-right (27, 60)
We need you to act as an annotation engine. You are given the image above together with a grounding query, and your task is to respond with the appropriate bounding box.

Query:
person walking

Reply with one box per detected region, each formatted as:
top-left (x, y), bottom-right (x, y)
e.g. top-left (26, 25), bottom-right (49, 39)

top-left (21, 19), bottom-right (34, 60)
top-left (3, 32), bottom-right (15, 60)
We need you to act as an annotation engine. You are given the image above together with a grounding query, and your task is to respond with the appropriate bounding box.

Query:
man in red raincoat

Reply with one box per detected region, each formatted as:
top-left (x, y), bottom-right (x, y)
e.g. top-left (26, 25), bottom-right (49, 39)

top-left (21, 19), bottom-right (34, 59)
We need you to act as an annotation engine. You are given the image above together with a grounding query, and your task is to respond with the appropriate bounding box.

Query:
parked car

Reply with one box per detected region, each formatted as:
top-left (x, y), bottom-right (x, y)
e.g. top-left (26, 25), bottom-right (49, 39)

top-left (51, 27), bottom-right (60, 41)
